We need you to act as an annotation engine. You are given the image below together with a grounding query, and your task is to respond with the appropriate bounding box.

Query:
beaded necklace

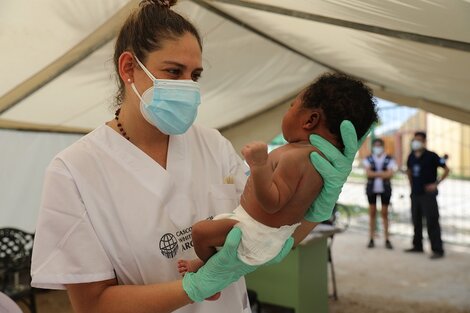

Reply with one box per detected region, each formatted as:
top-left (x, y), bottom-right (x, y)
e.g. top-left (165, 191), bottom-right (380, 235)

top-left (114, 108), bottom-right (130, 141)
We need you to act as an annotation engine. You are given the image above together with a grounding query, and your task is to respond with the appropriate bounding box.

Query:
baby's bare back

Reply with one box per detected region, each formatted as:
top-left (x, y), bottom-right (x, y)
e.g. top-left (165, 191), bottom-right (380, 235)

top-left (241, 142), bottom-right (324, 228)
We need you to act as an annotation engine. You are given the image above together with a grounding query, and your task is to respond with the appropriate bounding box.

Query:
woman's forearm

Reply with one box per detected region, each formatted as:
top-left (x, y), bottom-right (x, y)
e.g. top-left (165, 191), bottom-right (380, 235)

top-left (381, 169), bottom-right (394, 179)
top-left (365, 168), bottom-right (378, 178)
top-left (67, 279), bottom-right (192, 313)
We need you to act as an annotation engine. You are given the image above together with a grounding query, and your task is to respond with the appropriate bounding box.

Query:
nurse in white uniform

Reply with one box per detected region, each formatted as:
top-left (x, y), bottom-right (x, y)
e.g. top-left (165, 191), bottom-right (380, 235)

top-left (31, 0), bottom-right (368, 312)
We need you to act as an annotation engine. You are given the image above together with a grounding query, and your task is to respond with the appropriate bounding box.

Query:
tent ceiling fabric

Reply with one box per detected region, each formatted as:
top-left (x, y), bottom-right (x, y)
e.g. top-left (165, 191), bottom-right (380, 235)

top-left (0, 0), bottom-right (469, 133)
top-left (0, 0), bottom-right (141, 116)
top-left (209, 0), bottom-right (470, 48)
top-left (0, 0), bottom-right (132, 103)
top-left (207, 0), bottom-right (470, 124)
top-left (0, 0), bottom-right (323, 132)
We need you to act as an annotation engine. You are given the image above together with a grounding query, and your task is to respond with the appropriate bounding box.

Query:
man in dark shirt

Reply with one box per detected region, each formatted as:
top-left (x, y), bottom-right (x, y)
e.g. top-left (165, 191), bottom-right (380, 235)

top-left (406, 131), bottom-right (449, 259)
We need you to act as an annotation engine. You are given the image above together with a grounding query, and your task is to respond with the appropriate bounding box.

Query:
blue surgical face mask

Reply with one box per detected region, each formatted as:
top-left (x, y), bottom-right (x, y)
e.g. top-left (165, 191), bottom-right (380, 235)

top-left (372, 146), bottom-right (384, 156)
top-left (130, 56), bottom-right (201, 135)
top-left (411, 140), bottom-right (423, 151)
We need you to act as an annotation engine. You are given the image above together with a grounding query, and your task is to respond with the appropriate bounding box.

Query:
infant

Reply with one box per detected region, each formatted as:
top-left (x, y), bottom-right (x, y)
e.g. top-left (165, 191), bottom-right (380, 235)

top-left (178, 73), bottom-right (378, 298)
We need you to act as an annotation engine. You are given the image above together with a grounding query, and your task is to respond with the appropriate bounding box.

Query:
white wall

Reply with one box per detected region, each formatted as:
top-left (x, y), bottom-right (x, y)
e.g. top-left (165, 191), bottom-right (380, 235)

top-left (0, 129), bottom-right (81, 232)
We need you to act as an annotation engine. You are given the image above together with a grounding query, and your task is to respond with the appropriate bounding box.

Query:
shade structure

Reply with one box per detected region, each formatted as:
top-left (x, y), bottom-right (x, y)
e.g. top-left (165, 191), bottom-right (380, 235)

top-left (0, 0), bottom-right (469, 136)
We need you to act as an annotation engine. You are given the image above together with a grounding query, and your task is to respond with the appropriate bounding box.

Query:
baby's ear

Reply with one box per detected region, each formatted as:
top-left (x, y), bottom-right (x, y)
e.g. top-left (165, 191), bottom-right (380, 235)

top-left (304, 110), bottom-right (321, 130)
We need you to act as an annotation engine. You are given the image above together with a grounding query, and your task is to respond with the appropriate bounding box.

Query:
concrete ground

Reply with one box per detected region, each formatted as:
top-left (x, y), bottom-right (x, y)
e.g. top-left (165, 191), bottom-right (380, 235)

top-left (328, 230), bottom-right (470, 313)
top-left (22, 230), bottom-right (470, 313)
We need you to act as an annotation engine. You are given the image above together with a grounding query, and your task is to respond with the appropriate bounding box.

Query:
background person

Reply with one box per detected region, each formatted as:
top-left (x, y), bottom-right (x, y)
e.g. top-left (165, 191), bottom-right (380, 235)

top-left (30, 1), bottom-right (368, 312)
top-left (363, 138), bottom-right (396, 249)
top-left (405, 131), bottom-right (450, 259)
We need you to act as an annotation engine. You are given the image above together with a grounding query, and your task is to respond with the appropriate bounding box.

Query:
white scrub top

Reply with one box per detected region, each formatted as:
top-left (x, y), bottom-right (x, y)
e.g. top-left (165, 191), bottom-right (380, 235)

top-left (31, 124), bottom-right (251, 313)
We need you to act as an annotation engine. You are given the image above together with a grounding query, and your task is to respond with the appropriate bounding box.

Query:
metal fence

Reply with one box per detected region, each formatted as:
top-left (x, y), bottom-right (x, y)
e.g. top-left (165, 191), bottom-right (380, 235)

top-left (339, 171), bottom-right (470, 247)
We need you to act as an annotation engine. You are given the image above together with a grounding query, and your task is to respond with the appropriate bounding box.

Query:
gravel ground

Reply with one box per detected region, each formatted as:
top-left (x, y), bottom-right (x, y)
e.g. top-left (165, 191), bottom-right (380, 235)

top-left (328, 230), bottom-right (470, 313)
top-left (329, 292), bottom-right (470, 313)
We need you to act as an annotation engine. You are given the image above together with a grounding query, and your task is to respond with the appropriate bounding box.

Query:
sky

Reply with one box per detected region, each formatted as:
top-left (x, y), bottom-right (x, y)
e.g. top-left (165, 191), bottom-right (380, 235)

top-left (374, 98), bottom-right (417, 135)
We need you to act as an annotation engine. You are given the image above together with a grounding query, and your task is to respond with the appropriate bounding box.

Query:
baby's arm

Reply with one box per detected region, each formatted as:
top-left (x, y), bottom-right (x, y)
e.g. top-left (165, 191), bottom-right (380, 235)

top-left (242, 142), bottom-right (301, 213)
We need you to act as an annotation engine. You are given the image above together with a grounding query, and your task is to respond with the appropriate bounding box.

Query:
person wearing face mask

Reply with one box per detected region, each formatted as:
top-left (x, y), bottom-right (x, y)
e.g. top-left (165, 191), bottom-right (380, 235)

top-left (405, 131), bottom-right (450, 259)
top-left (30, 1), bottom-right (371, 312)
top-left (363, 138), bottom-right (396, 249)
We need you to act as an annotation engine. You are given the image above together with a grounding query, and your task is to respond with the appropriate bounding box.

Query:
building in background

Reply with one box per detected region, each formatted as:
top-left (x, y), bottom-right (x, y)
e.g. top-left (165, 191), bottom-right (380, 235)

top-left (359, 107), bottom-right (469, 178)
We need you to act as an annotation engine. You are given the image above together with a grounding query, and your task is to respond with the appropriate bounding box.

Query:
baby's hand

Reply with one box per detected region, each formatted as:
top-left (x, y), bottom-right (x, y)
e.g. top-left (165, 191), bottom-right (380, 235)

top-left (242, 141), bottom-right (268, 167)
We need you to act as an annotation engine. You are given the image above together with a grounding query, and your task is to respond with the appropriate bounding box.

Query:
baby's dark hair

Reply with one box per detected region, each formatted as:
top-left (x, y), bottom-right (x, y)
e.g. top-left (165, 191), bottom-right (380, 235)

top-left (302, 73), bottom-right (378, 144)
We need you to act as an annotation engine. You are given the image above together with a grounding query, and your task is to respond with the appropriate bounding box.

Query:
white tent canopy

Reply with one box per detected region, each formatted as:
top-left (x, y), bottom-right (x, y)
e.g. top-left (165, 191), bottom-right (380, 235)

top-left (1, 1), bottom-right (469, 230)
top-left (1, 0), bottom-right (469, 135)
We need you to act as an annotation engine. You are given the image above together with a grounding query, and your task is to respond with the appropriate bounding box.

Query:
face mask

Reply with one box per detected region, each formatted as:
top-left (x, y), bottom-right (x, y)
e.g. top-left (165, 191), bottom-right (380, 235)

top-left (411, 140), bottom-right (423, 151)
top-left (130, 56), bottom-right (201, 135)
top-left (372, 146), bottom-right (384, 156)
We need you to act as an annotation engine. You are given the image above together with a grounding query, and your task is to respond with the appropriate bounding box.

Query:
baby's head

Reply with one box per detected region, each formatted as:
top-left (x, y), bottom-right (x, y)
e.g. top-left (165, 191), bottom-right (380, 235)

top-left (282, 73), bottom-right (378, 147)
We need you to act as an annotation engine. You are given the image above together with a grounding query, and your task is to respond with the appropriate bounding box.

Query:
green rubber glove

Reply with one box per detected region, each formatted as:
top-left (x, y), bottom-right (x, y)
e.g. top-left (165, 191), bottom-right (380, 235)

top-left (305, 120), bottom-right (372, 222)
top-left (182, 227), bottom-right (294, 302)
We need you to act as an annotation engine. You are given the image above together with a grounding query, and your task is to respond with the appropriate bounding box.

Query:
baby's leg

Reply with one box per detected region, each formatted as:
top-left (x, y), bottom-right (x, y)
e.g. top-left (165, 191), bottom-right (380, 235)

top-left (177, 257), bottom-right (221, 301)
top-left (175, 219), bottom-right (237, 302)
top-left (192, 218), bottom-right (239, 262)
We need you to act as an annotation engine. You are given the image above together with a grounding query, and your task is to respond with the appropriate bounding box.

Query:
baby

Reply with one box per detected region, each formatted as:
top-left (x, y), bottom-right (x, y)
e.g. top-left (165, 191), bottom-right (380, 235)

top-left (178, 73), bottom-right (378, 287)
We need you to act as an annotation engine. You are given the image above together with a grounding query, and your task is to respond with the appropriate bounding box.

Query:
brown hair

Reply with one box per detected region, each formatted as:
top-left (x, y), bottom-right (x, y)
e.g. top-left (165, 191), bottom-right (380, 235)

top-left (113, 0), bottom-right (202, 105)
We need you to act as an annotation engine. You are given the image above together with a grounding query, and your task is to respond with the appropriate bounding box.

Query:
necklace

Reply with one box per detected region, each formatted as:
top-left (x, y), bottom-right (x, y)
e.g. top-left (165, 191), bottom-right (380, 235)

top-left (114, 108), bottom-right (130, 141)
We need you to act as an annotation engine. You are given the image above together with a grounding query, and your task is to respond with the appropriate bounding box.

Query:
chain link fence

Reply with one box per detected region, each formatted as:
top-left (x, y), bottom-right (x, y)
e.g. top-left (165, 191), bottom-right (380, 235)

top-left (338, 103), bottom-right (470, 247)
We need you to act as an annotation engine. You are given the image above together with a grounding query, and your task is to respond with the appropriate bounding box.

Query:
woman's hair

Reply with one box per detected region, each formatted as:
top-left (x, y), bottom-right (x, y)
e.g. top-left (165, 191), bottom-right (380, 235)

top-left (302, 73), bottom-right (378, 144)
top-left (113, 0), bottom-right (202, 105)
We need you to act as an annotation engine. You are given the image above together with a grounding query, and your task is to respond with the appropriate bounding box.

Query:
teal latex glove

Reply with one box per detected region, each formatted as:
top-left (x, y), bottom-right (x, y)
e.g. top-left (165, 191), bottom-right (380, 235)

top-left (305, 120), bottom-right (372, 222)
top-left (182, 227), bottom-right (294, 302)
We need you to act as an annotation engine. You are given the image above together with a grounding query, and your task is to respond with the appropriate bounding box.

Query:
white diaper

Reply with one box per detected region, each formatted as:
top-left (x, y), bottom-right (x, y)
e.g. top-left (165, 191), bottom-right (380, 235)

top-left (213, 205), bottom-right (300, 265)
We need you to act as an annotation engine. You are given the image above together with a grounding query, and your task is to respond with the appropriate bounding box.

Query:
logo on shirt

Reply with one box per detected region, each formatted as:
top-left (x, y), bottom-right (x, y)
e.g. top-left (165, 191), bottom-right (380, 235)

top-left (412, 164), bottom-right (421, 177)
top-left (159, 233), bottom-right (179, 258)
top-left (159, 226), bottom-right (198, 258)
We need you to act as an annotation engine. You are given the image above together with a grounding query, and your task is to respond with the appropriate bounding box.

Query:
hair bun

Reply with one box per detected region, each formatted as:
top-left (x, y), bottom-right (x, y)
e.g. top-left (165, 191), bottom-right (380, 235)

top-left (140, 0), bottom-right (177, 8)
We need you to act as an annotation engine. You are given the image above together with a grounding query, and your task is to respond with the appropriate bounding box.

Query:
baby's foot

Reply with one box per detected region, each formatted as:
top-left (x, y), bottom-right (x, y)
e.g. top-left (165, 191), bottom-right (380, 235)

top-left (177, 259), bottom-right (191, 276)
top-left (177, 259), bottom-right (221, 301)
top-left (177, 259), bottom-right (204, 276)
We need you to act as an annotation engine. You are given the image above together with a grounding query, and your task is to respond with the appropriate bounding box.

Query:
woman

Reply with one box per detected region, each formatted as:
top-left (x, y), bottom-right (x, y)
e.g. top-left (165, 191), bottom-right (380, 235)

top-left (363, 138), bottom-right (396, 249)
top-left (31, 1), bottom-right (366, 312)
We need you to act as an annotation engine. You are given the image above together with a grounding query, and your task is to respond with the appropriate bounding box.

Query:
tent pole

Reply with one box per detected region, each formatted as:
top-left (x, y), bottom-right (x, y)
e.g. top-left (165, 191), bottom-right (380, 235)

top-left (0, 118), bottom-right (90, 134)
